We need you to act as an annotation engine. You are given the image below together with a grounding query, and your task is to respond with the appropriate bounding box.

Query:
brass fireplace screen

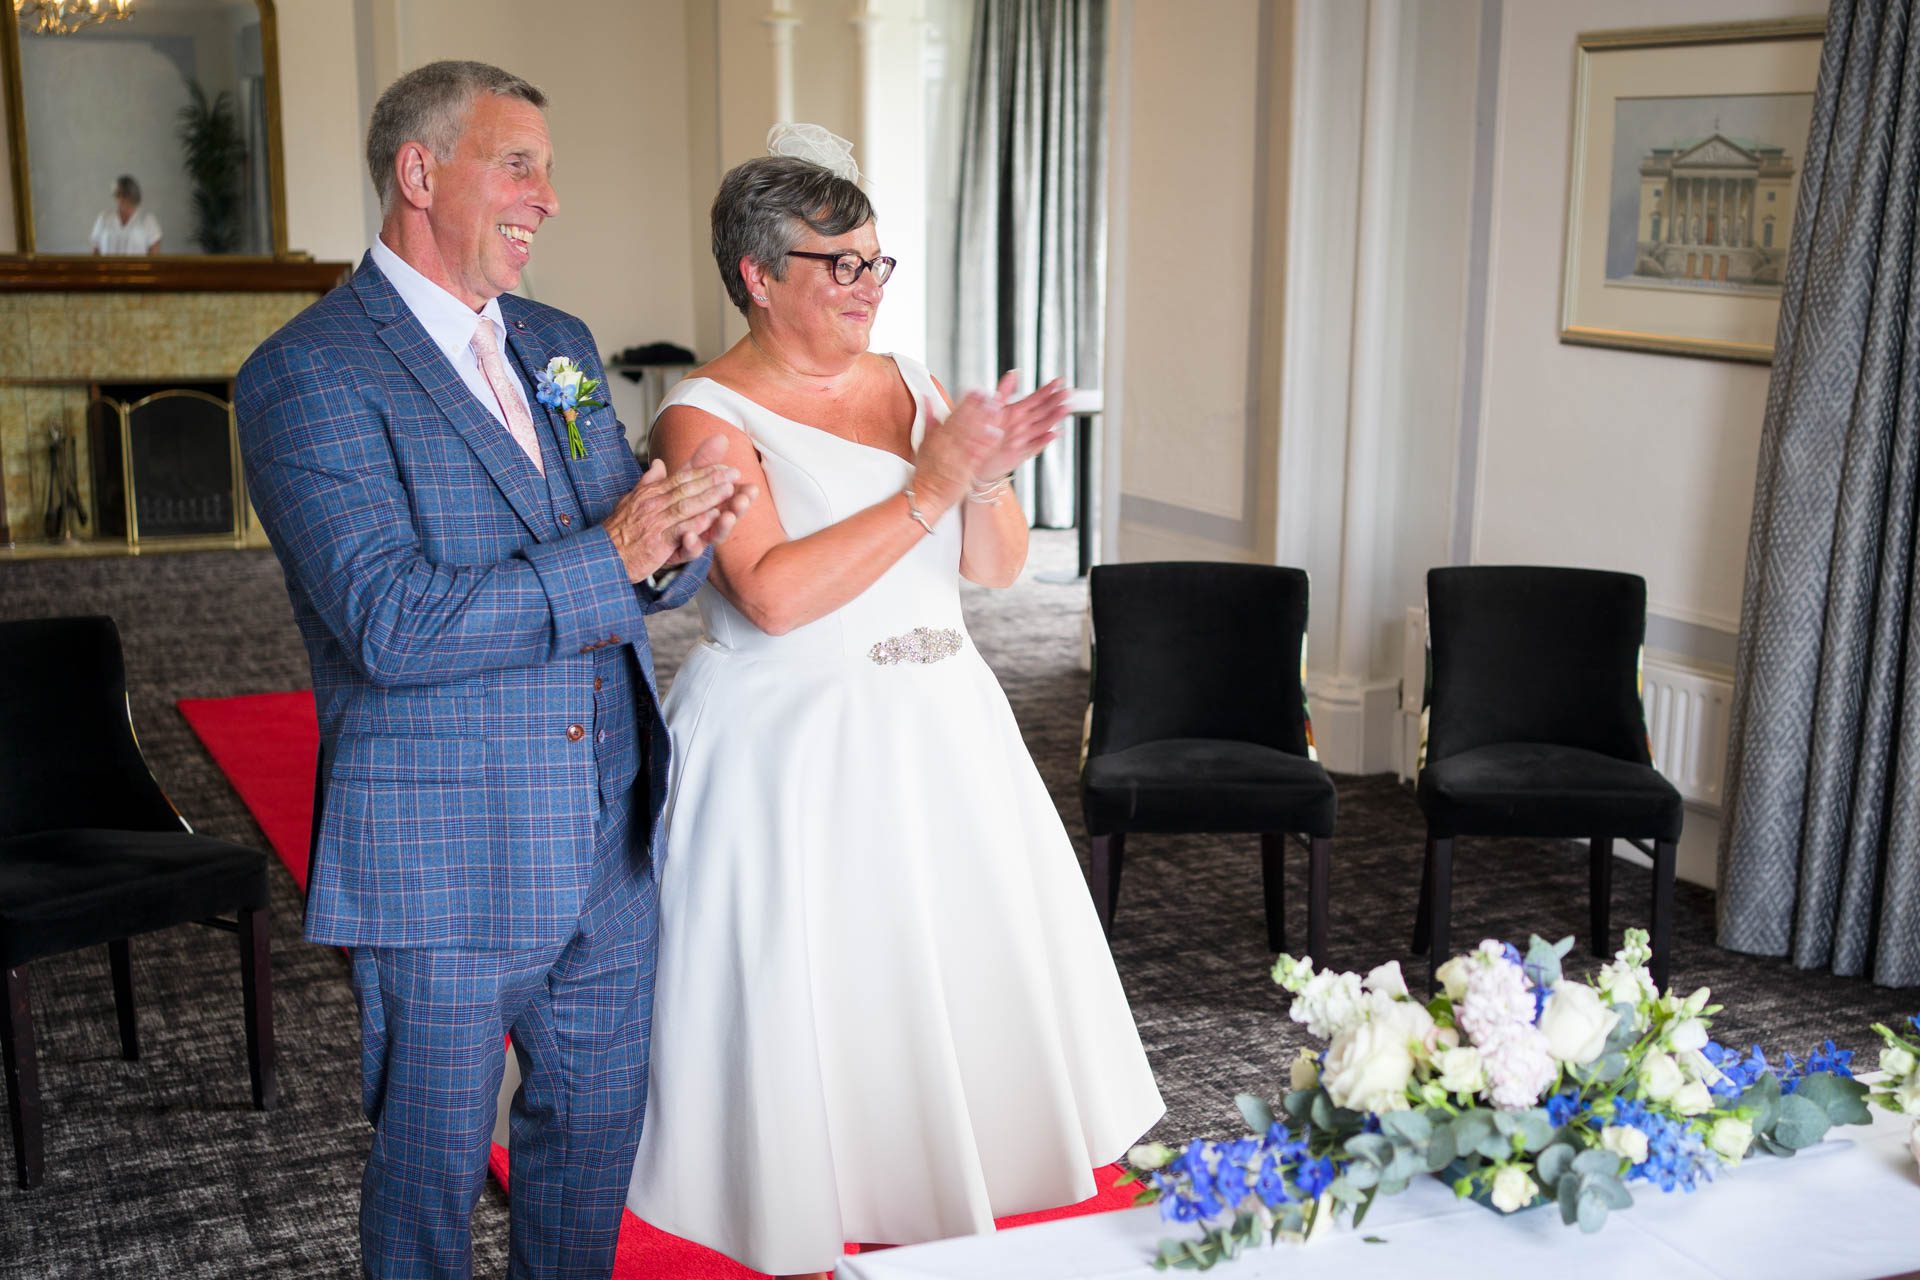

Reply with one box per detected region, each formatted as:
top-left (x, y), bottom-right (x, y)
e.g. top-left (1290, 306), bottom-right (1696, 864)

top-left (84, 386), bottom-right (259, 551)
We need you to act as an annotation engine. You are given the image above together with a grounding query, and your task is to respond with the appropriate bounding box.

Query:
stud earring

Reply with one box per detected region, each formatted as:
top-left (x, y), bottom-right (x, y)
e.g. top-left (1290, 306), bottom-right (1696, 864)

top-left (752, 293), bottom-right (767, 303)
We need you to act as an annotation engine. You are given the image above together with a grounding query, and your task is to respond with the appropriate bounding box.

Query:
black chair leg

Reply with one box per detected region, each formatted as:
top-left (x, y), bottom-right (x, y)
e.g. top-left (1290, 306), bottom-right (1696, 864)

top-left (109, 939), bottom-right (138, 1061)
top-left (1413, 839), bottom-right (1434, 954)
top-left (2, 966), bottom-right (42, 1189)
top-left (1650, 840), bottom-right (1676, 994)
top-left (239, 907), bottom-right (277, 1111)
top-left (1259, 833), bottom-right (1288, 953)
top-left (1089, 833), bottom-right (1126, 938)
top-left (1425, 837), bottom-right (1453, 995)
top-left (1589, 837), bottom-right (1614, 959)
top-left (1307, 836), bottom-right (1331, 963)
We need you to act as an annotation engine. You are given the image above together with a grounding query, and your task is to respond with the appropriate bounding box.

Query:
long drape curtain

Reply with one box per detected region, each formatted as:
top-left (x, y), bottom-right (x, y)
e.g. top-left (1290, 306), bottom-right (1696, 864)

top-left (953, 0), bottom-right (1105, 528)
top-left (1717, 0), bottom-right (1920, 987)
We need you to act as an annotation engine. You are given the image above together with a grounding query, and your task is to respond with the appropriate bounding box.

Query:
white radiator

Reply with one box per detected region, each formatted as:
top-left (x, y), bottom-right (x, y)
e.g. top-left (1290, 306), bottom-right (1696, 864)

top-left (1395, 608), bottom-right (1732, 812)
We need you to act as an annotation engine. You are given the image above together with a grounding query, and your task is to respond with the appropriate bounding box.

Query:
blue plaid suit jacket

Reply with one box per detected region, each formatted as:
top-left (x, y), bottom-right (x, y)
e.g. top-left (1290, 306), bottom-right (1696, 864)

top-left (237, 253), bottom-right (705, 950)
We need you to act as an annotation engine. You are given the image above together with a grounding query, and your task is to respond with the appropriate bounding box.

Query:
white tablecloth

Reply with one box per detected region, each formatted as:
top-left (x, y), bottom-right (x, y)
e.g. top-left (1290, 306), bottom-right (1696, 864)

top-left (835, 1106), bottom-right (1920, 1280)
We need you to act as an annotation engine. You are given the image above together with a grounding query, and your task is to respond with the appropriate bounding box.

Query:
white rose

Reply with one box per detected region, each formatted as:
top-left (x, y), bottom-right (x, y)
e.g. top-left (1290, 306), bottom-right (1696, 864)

top-left (1539, 985), bottom-right (1620, 1066)
top-left (1639, 1051), bottom-right (1684, 1102)
top-left (554, 366), bottom-right (584, 394)
top-left (1290, 1048), bottom-right (1321, 1091)
top-left (1364, 961), bottom-right (1409, 999)
top-left (1672, 1079), bottom-right (1713, 1116)
top-left (1666, 1018), bottom-right (1709, 1053)
top-left (1435, 1046), bottom-right (1486, 1096)
top-left (1489, 1166), bottom-right (1539, 1214)
top-left (1600, 1124), bottom-right (1649, 1165)
top-left (1128, 1142), bottom-right (1175, 1170)
top-left (1322, 1020), bottom-right (1416, 1114)
top-left (1435, 956), bottom-right (1471, 1002)
top-left (1430, 1025), bottom-right (1461, 1052)
top-left (1707, 1116), bottom-right (1754, 1165)
top-left (1681, 987), bottom-right (1712, 1016)
top-left (1597, 960), bottom-right (1654, 1009)
top-left (1880, 1045), bottom-right (1917, 1080)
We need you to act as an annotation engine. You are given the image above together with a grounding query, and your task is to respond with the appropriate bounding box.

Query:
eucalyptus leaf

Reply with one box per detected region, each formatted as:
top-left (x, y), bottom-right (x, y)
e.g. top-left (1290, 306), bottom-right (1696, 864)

top-left (1589, 1051), bottom-right (1628, 1083)
top-left (1346, 1133), bottom-right (1393, 1166)
top-left (1572, 1148), bottom-right (1623, 1178)
top-left (1513, 1110), bottom-right (1556, 1153)
top-left (1380, 1110), bottom-right (1433, 1146)
top-left (1475, 1129), bottom-right (1515, 1161)
top-left (1311, 1093), bottom-right (1338, 1131)
top-left (1525, 935), bottom-right (1571, 989)
top-left (1535, 1142), bottom-right (1577, 1189)
top-left (1591, 1172), bottom-right (1633, 1210)
top-left (1792, 1073), bottom-right (1873, 1126)
top-left (1452, 1110), bottom-right (1497, 1155)
top-left (1602, 1011), bottom-right (1640, 1053)
top-left (1282, 1089), bottom-right (1318, 1125)
top-left (1575, 1187), bottom-right (1609, 1234)
top-left (1236, 1093), bottom-right (1276, 1134)
top-left (1771, 1093), bottom-right (1831, 1150)
top-left (1329, 1175), bottom-right (1367, 1204)
top-left (1344, 1161), bottom-right (1381, 1190)
top-left (1424, 1124), bottom-right (1459, 1172)
top-left (1557, 1174), bottom-right (1582, 1226)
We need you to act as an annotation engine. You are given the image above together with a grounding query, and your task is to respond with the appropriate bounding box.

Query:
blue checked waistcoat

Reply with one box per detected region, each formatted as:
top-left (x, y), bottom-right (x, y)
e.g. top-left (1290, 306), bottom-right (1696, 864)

top-left (237, 253), bottom-right (705, 950)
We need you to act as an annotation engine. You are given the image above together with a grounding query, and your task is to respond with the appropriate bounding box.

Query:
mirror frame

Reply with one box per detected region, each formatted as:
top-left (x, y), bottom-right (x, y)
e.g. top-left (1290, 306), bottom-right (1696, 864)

top-left (0, 0), bottom-right (341, 290)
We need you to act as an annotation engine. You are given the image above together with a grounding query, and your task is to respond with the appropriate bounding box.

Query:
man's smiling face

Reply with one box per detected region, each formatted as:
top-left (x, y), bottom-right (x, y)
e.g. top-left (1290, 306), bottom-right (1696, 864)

top-left (427, 92), bottom-right (558, 308)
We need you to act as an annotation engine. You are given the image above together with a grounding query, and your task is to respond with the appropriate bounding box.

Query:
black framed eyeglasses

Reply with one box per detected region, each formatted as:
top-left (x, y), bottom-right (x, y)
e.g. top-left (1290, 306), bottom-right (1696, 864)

top-left (787, 250), bottom-right (896, 286)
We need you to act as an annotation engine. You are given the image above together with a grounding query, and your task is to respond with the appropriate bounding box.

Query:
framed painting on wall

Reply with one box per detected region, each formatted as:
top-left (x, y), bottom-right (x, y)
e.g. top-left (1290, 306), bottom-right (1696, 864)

top-left (1560, 18), bottom-right (1826, 364)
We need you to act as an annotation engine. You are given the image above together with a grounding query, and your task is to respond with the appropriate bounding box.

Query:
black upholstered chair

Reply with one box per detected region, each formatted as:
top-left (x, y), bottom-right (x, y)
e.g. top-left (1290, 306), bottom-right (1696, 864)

top-left (1081, 563), bottom-right (1335, 958)
top-left (0, 616), bottom-right (275, 1189)
top-left (1413, 567), bottom-right (1682, 993)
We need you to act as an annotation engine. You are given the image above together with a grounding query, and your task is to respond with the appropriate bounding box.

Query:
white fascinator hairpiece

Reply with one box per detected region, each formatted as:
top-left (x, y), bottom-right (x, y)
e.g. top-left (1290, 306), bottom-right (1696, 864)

top-left (766, 122), bottom-right (862, 184)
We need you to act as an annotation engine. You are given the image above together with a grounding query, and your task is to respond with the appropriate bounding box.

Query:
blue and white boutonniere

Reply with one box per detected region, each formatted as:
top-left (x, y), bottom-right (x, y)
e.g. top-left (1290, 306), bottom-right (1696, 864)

top-left (534, 356), bottom-right (605, 460)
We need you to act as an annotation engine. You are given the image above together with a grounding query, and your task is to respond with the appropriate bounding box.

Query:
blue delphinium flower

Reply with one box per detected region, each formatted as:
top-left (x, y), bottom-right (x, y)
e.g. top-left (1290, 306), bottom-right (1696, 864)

top-left (1611, 1098), bottom-right (1719, 1192)
top-left (1254, 1152), bottom-right (1294, 1208)
top-left (1910, 1013), bottom-right (1920, 1035)
top-left (1701, 1042), bottom-right (1769, 1099)
top-left (533, 367), bottom-right (577, 412)
top-left (1295, 1156), bottom-right (1336, 1200)
top-left (1804, 1039), bottom-right (1854, 1079)
top-left (1545, 1087), bottom-right (1589, 1127)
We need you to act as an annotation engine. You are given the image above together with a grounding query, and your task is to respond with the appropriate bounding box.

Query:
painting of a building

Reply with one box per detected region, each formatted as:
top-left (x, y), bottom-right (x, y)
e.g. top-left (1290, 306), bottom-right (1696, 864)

top-left (1633, 132), bottom-right (1797, 290)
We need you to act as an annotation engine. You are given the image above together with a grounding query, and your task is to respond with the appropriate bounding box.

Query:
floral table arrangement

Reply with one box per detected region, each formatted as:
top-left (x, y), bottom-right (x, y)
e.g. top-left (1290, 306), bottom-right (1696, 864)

top-left (1866, 1013), bottom-right (1920, 1169)
top-left (1126, 930), bottom-right (1878, 1271)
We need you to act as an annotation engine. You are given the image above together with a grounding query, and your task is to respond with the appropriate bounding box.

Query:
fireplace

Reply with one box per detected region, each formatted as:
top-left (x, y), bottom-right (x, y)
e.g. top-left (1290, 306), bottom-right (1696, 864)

top-left (90, 382), bottom-right (239, 543)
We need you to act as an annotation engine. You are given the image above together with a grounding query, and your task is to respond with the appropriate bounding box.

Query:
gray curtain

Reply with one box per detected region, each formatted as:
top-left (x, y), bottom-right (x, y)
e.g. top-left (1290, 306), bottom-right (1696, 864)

top-left (1717, 0), bottom-right (1920, 987)
top-left (953, 0), bottom-right (1105, 528)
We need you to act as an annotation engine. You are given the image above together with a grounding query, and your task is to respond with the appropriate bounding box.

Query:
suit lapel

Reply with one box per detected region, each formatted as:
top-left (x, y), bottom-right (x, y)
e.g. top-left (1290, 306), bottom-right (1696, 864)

top-left (352, 258), bottom-right (552, 540)
top-left (502, 302), bottom-right (589, 509)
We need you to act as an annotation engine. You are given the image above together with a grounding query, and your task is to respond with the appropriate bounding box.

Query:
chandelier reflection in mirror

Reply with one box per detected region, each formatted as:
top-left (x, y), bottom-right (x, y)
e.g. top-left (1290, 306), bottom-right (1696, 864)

top-left (12, 0), bottom-right (136, 37)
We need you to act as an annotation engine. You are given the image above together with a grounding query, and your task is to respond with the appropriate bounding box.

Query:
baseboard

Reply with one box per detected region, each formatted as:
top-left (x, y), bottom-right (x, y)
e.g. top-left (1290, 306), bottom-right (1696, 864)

top-left (1307, 674), bottom-right (1401, 774)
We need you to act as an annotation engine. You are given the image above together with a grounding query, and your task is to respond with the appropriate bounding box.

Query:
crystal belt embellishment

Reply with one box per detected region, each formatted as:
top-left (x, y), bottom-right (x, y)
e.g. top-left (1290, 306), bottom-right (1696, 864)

top-left (868, 626), bottom-right (963, 666)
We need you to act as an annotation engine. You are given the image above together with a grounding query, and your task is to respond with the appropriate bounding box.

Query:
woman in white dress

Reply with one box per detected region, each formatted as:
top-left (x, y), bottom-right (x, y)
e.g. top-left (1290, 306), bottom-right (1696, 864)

top-left (626, 129), bottom-right (1164, 1280)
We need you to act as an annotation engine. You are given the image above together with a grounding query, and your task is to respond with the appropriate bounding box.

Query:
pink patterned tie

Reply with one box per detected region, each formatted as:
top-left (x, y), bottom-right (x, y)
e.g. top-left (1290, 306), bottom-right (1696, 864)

top-left (469, 317), bottom-right (545, 476)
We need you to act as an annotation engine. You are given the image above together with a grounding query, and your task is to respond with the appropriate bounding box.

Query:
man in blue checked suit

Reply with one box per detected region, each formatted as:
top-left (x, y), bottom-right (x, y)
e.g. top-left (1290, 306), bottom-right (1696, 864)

top-left (237, 61), bottom-right (753, 1278)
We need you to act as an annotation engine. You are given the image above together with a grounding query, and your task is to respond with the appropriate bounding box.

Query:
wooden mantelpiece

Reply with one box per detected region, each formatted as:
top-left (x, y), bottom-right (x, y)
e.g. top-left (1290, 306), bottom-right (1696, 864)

top-left (0, 257), bottom-right (351, 294)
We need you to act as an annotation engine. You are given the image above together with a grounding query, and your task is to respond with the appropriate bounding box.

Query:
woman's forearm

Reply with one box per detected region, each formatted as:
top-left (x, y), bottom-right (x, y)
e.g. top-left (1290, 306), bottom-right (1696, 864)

top-left (959, 486), bottom-right (1029, 587)
top-left (715, 478), bottom-right (963, 635)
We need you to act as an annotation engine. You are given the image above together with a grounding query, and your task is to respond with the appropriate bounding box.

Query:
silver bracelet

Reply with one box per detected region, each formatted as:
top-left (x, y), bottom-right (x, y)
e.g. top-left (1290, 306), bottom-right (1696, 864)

top-left (902, 487), bottom-right (935, 534)
top-left (967, 473), bottom-right (1014, 505)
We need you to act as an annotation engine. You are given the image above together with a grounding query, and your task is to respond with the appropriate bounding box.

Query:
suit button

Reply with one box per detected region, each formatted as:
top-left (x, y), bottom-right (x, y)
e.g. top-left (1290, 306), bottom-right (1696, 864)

top-left (566, 723), bottom-right (585, 742)
top-left (559, 513), bottom-right (572, 527)
top-left (593, 676), bottom-right (603, 692)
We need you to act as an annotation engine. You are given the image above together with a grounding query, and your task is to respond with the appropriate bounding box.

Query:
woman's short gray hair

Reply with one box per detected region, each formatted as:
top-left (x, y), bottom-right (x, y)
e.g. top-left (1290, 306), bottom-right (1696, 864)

top-left (366, 61), bottom-right (546, 212)
top-left (112, 175), bottom-right (141, 205)
top-left (711, 156), bottom-right (874, 314)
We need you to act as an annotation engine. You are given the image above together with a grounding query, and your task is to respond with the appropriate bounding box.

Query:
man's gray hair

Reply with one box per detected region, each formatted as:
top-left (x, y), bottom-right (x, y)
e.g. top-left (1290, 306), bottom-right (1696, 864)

top-left (112, 174), bottom-right (141, 205)
top-left (366, 60), bottom-right (546, 212)
top-left (711, 156), bottom-right (874, 314)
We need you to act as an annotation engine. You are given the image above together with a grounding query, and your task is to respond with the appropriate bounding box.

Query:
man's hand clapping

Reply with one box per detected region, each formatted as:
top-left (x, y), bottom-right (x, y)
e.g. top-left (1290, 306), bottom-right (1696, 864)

top-left (604, 434), bottom-right (759, 583)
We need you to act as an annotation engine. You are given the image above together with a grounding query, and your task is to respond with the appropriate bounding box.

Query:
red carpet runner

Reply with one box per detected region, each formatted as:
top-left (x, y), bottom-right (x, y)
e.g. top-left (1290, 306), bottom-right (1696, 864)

top-left (180, 690), bottom-right (1138, 1276)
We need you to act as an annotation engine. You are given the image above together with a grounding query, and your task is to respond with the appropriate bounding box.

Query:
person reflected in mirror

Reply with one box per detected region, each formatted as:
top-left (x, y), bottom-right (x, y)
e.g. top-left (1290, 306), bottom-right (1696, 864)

top-left (90, 175), bottom-right (163, 256)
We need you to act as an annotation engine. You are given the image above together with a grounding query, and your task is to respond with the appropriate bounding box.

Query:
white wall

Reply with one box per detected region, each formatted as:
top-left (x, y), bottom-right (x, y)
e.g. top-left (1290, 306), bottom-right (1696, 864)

top-left (1474, 0), bottom-right (1824, 647)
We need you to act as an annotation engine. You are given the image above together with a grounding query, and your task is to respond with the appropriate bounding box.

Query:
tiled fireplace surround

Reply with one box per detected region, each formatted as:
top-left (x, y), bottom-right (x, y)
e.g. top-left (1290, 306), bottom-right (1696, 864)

top-left (0, 289), bottom-right (326, 556)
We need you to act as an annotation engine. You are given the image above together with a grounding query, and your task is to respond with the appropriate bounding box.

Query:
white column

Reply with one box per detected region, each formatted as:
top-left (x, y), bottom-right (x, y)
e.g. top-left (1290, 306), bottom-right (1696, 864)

top-left (764, 0), bottom-right (799, 124)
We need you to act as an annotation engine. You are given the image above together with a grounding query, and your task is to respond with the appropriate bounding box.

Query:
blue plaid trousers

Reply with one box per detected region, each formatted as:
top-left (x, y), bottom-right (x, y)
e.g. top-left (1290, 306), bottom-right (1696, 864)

top-left (350, 787), bottom-right (656, 1280)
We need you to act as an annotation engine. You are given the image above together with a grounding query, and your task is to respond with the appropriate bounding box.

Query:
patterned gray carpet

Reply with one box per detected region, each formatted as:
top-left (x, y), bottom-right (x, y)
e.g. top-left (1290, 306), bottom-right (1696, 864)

top-left (0, 532), bottom-right (1913, 1277)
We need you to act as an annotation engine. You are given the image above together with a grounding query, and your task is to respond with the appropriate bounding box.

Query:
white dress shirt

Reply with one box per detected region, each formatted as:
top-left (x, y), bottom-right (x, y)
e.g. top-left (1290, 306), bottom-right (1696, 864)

top-left (369, 237), bottom-right (535, 432)
top-left (90, 208), bottom-right (162, 255)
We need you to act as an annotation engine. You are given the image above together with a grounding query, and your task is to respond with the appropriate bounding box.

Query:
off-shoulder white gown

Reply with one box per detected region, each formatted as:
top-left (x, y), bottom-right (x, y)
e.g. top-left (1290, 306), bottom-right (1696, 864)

top-left (625, 354), bottom-right (1164, 1275)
